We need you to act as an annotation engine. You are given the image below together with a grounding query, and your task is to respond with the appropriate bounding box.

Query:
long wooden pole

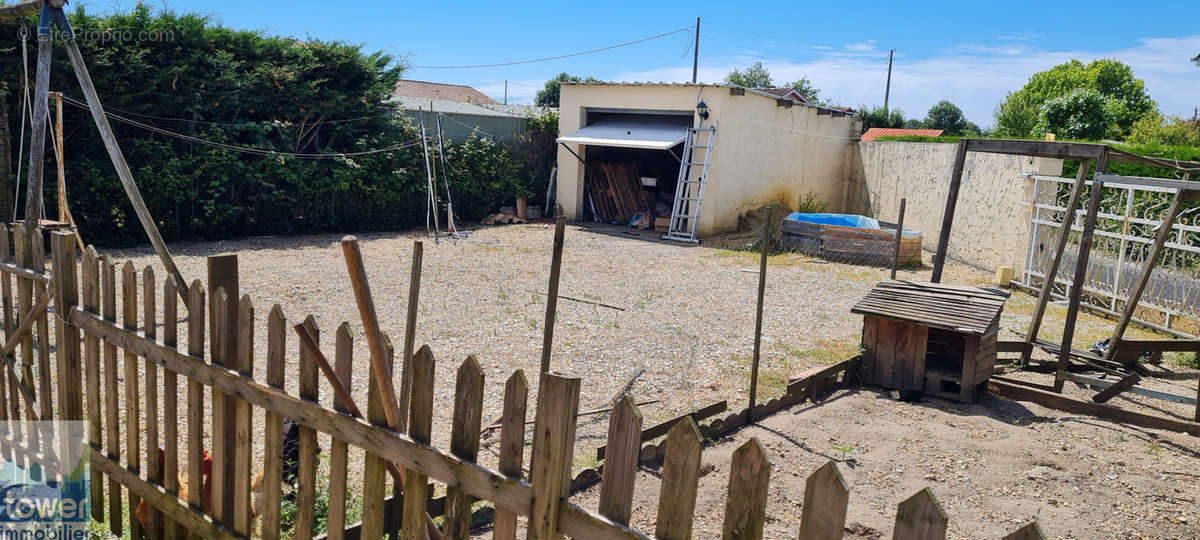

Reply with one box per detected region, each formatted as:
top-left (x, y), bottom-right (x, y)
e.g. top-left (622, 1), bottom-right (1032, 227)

top-left (1020, 161), bottom-right (1092, 366)
top-left (51, 91), bottom-right (65, 222)
top-left (1055, 150), bottom-right (1108, 392)
top-left (931, 139), bottom-right (968, 283)
top-left (540, 216), bottom-right (566, 374)
top-left (749, 213), bottom-right (769, 420)
top-left (890, 198), bottom-right (906, 280)
top-left (24, 6), bottom-right (53, 229)
top-left (1100, 178), bottom-right (1187, 369)
top-left (341, 236), bottom-right (402, 429)
top-left (59, 24), bottom-right (188, 301)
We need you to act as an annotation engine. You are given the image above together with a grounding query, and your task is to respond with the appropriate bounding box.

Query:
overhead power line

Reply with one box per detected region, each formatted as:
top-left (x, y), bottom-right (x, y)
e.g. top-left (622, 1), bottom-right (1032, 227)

top-left (410, 26), bottom-right (692, 69)
top-left (60, 95), bottom-right (423, 159)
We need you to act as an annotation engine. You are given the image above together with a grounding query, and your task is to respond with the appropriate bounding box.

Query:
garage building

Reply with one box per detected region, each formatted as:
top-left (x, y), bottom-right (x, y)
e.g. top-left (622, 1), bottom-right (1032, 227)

top-left (555, 82), bottom-right (861, 240)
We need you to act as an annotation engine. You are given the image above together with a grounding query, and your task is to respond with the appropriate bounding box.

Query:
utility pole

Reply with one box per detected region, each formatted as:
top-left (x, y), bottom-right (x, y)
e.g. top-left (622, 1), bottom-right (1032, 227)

top-left (504, 80), bottom-right (508, 105)
top-left (692, 17), bottom-right (700, 84)
top-left (883, 49), bottom-right (894, 115)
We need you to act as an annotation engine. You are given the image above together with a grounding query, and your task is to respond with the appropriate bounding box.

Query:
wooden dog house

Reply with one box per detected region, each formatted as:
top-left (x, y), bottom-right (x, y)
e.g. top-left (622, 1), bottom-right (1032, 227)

top-left (852, 281), bottom-right (1007, 402)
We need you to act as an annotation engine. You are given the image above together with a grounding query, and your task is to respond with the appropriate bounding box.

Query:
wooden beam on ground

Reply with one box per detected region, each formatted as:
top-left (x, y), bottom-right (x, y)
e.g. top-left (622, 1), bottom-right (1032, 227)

top-left (1061, 372), bottom-right (1193, 405)
top-left (1021, 161), bottom-right (1091, 365)
top-left (989, 378), bottom-right (1200, 437)
top-left (1101, 175), bottom-right (1188, 370)
top-left (59, 26), bottom-right (189, 301)
top-left (1055, 149), bottom-right (1108, 392)
top-left (931, 139), bottom-right (968, 283)
top-left (1091, 372), bottom-right (1142, 403)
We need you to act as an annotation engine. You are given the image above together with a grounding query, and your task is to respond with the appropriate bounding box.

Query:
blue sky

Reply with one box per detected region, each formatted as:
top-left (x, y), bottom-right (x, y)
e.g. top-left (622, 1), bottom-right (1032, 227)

top-left (94, 0), bottom-right (1200, 127)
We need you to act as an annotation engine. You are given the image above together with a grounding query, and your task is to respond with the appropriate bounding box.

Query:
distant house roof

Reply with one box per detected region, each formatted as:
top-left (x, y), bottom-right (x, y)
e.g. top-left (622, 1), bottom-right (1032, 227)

top-left (393, 80), bottom-right (498, 104)
top-left (860, 127), bottom-right (944, 141)
top-left (390, 96), bottom-right (523, 118)
top-left (755, 87), bottom-right (812, 105)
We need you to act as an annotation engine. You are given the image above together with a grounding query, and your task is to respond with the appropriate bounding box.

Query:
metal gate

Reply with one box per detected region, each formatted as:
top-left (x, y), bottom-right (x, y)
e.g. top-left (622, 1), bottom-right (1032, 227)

top-left (1016, 173), bottom-right (1200, 338)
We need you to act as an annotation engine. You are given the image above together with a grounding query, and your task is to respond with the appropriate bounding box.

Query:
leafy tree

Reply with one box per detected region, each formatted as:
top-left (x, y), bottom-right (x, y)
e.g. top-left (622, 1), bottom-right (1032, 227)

top-left (922, 100), bottom-right (971, 135)
top-left (785, 77), bottom-right (820, 104)
top-left (994, 59), bottom-right (1154, 138)
top-left (857, 105), bottom-right (905, 132)
top-left (903, 118), bottom-right (924, 129)
top-left (723, 61), bottom-right (773, 87)
top-left (1034, 88), bottom-right (1110, 139)
top-left (535, 73), bottom-right (595, 107)
top-left (1127, 111), bottom-right (1200, 146)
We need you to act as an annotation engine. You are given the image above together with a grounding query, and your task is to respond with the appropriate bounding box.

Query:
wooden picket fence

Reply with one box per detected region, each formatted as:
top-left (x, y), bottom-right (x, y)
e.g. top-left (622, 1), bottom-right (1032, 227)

top-left (0, 227), bottom-right (1052, 539)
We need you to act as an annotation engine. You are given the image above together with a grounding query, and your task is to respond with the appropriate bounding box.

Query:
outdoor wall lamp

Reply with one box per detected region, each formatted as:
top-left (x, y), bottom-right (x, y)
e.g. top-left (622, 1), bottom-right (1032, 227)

top-left (696, 100), bottom-right (710, 120)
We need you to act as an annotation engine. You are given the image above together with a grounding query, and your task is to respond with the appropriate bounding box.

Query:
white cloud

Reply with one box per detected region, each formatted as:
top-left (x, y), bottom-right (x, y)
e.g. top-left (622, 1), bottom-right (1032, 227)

top-left (844, 40), bottom-right (877, 52)
top-left (611, 34), bottom-right (1200, 127)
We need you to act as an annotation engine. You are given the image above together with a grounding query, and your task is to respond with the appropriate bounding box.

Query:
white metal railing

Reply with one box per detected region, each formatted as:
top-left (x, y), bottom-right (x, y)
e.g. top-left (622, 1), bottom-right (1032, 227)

top-left (1017, 174), bottom-right (1200, 338)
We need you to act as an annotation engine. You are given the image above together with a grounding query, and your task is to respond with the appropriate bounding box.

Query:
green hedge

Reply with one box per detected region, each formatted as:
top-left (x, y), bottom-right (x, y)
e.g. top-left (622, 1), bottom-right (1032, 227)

top-left (0, 5), bottom-right (553, 246)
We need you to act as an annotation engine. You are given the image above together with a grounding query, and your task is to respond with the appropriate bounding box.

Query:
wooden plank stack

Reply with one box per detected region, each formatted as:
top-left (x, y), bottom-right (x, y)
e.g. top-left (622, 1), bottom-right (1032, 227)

top-left (588, 161), bottom-right (654, 223)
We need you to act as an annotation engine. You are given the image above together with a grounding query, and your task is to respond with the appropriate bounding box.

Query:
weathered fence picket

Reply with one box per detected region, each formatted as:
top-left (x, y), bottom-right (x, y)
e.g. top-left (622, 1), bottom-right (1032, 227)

top-left (445, 355), bottom-right (484, 538)
top-left (186, 280), bottom-right (206, 525)
top-left (599, 395), bottom-right (642, 525)
top-left (234, 295), bottom-right (255, 535)
top-left (327, 322), bottom-right (354, 540)
top-left (654, 417), bottom-right (702, 540)
top-left (143, 266), bottom-right (160, 539)
top-left (402, 346), bottom-right (435, 540)
top-left (492, 369), bottom-right (528, 540)
top-left (296, 315), bottom-right (320, 540)
top-left (262, 304), bottom-right (287, 538)
top-left (81, 246), bottom-right (103, 521)
top-left (162, 276), bottom-right (180, 539)
top-left (893, 487), bottom-right (949, 540)
top-left (798, 461), bottom-right (850, 540)
top-left (722, 438), bottom-right (772, 540)
top-left (529, 373), bottom-right (580, 540)
top-left (101, 256), bottom-right (122, 536)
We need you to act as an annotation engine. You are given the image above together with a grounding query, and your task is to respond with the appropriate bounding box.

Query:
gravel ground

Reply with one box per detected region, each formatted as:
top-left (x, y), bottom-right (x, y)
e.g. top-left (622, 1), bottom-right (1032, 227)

top-left (93, 222), bottom-right (1199, 537)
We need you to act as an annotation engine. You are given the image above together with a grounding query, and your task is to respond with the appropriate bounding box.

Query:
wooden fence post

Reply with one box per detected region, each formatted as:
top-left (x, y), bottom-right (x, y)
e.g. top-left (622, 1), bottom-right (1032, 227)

top-left (142, 266), bottom-right (160, 539)
top-left (101, 257), bottom-right (122, 536)
top-left (527, 372), bottom-right (580, 540)
top-left (185, 281), bottom-right (206, 527)
top-left (798, 461), bottom-right (849, 540)
top-left (121, 261), bottom-right (142, 539)
top-left (540, 217), bottom-right (566, 375)
top-left (32, 228), bottom-right (52, 427)
top-left (162, 277), bottom-right (180, 539)
top-left (402, 346), bottom-right (436, 540)
top-left (0, 228), bottom-right (13, 445)
top-left (598, 396), bottom-right (643, 525)
top-left (721, 438), bottom-right (771, 540)
top-left (654, 417), bottom-right (702, 540)
top-left (296, 315), bottom-right (320, 540)
top-left (360, 327), bottom-right (388, 540)
top-left (444, 356), bottom-right (484, 538)
top-left (50, 232), bottom-right (81, 420)
top-left (493, 370), bottom-right (529, 540)
top-left (233, 295), bottom-right (254, 535)
top-left (80, 246), bottom-right (103, 522)
top-left (893, 487), bottom-right (948, 540)
top-left (327, 322), bottom-right (354, 540)
top-left (261, 304), bottom-right (287, 538)
top-left (207, 254), bottom-right (238, 527)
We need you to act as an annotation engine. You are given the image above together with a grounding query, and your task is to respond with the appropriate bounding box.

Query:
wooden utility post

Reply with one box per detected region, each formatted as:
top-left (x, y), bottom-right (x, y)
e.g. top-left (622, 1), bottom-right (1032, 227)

top-left (890, 198), bottom-right (906, 280)
top-left (749, 213), bottom-right (770, 420)
top-left (931, 139), bottom-right (968, 283)
top-left (52, 91), bottom-right (65, 222)
top-left (540, 216), bottom-right (566, 375)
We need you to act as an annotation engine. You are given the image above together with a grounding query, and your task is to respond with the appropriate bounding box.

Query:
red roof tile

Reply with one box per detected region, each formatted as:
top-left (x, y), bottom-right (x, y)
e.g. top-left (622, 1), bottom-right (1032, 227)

top-left (860, 127), bottom-right (944, 141)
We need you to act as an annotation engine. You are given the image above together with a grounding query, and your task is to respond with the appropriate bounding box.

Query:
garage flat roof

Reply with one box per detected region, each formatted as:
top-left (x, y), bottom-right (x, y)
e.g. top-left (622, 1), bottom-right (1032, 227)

top-left (557, 116), bottom-right (691, 150)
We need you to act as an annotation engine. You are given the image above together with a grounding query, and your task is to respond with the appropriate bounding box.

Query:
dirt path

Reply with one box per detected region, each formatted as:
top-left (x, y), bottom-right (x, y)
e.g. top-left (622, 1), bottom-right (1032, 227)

top-left (570, 388), bottom-right (1199, 539)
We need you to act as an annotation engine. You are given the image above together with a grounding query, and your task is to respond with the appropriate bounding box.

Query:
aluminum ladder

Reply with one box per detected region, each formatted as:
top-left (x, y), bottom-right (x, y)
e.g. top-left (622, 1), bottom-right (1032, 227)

top-left (664, 122), bottom-right (717, 242)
